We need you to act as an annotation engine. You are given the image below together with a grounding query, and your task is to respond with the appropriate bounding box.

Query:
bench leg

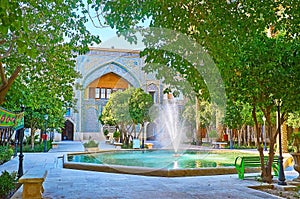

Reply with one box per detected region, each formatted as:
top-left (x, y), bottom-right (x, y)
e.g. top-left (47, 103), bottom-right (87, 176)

top-left (236, 168), bottom-right (244, 180)
top-left (22, 183), bottom-right (44, 199)
top-left (238, 171), bottom-right (245, 180)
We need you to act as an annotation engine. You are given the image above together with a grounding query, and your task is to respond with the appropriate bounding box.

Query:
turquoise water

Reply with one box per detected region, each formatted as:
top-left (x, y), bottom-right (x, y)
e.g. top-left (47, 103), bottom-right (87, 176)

top-left (67, 150), bottom-right (238, 169)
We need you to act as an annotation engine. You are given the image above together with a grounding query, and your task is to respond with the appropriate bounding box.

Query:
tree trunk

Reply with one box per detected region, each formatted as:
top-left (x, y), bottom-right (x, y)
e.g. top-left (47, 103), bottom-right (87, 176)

top-left (216, 110), bottom-right (223, 141)
top-left (195, 97), bottom-right (202, 145)
top-left (281, 121), bottom-right (288, 153)
top-left (252, 106), bottom-right (271, 182)
top-left (237, 129), bottom-right (241, 147)
top-left (30, 128), bottom-right (36, 150)
top-left (242, 125), bottom-right (246, 145)
top-left (252, 126), bottom-right (258, 147)
top-left (247, 125), bottom-right (251, 147)
top-left (261, 109), bottom-right (277, 183)
top-left (137, 123), bottom-right (144, 139)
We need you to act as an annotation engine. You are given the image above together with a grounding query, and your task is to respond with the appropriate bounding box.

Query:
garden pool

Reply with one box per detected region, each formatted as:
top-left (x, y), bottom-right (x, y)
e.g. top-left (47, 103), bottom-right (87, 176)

top-left (63, 150), bottom-right (258, 177)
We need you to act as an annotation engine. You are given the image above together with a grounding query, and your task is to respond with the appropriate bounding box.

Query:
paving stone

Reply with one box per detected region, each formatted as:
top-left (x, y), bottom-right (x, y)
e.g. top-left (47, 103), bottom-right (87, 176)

top-left (0, 141), bottom-right (297, 199)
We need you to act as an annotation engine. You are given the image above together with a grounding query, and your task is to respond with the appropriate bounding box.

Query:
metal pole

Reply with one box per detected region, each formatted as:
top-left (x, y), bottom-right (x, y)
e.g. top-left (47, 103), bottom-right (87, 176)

top-left (142, 125), bottom-right (145, 149)
top-left (44, 114), bottom-right (48, 152)
top-left (18, 128), bottom-right (24, 178)
top-left (44, 123), bottom-right (47, 153)
top-left (276, 99), bottom-right (286, 185)
top-left (17, 105), bottom-right (25, 178)
top-left (14, 129), bottom-right (18, 157)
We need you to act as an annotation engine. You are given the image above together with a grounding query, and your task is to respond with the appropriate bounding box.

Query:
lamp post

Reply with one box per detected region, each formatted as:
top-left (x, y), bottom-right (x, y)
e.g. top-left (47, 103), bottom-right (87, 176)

top-left (229, 129), bottom-right (233, 149)
top-left (18, 104), bottom-right (25, 178)
top-left (14, 129), bottom-right (18, 157)
top-left (262, 116), bottom-right (267, 151)
top-left (43, 114), bottom-right (48, 153)
top-left (275, 99), bottom-right (286, 186)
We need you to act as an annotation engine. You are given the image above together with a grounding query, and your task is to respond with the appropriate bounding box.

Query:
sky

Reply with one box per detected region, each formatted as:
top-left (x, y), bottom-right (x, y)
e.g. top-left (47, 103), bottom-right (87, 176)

top-left (84, 11), bottom-right (149, 50)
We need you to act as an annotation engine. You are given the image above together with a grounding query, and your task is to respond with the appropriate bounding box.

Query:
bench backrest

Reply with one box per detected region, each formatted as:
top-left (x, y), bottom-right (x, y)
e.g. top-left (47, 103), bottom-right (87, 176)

top-left (242, 156), bottom-right (278, 167)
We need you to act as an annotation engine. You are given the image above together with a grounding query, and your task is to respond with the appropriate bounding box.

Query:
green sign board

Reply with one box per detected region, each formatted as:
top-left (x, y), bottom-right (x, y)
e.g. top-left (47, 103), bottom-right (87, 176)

top-left (0, 107), bottom-right (24, 130)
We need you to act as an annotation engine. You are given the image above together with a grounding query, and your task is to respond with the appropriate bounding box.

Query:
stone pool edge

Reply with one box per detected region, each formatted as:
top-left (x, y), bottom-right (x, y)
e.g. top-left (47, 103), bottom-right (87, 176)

top-left (63, 150), bottom-right (260, 177)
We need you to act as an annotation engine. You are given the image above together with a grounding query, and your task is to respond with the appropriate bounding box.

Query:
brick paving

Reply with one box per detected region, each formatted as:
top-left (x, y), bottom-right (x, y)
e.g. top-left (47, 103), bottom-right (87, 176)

top-left (0, 141), bottom-right (297, 199)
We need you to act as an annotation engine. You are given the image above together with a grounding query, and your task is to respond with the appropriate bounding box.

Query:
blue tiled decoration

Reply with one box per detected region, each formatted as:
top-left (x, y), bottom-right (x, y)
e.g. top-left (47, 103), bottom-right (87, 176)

top-left (72, 48), bottom-right (162, 134)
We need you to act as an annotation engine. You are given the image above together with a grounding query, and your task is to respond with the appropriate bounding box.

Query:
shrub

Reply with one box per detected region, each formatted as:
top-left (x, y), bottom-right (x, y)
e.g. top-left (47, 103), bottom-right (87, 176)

top-left (24, 134), bottom-right (39, 145)
top-left (0, 146), bottom-right (14, 165)
top-left (83, 140), bottom-right (98, 148)
top-left (208, 130), bottom-right (218, 139)
top-left (22, 141), bottom-right (51, 152)
top-left (225, 144), bottom-right (256, 149)
top-left (0, 171), bottom-right (17, 197)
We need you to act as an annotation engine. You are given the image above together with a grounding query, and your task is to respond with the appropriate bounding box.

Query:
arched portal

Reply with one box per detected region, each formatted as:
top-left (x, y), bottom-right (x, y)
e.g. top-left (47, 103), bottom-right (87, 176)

top-left (147, 83), bottom-right (159, 103)
top-left (74, 49), bottom-right (152, 136)
top-left (82, 62), bottom-right (141, 89)
top-left (146, 122), bottom-right (157, 141)
top-left (62, 120), bottom-right (74, 141)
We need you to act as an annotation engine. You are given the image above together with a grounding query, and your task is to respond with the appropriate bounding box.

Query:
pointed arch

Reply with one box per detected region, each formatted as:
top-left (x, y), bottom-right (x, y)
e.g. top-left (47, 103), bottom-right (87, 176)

top-left (146, 122), bottom-right (157, 141)
top-left (82, 61), bottom-right (141, 89)
top-left (88, 72), bottom-right (130, 89)
top-left (62, 119), bottom-right (74, 141)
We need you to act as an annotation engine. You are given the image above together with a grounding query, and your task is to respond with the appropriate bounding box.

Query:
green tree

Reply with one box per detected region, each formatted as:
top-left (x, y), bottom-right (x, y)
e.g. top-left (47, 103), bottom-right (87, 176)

top-left (225, 32), bottom-right (300, 182)
top-left (0, 0), bottom-right (100, 104)
top-left (129, 88), bottom-right (153, 138)
top-left (100, 88), bottom-right (153, 146)
top-left (3, 44), bottom-right (81, 148)
top-left (198, 100), bottom-right (215, 129)
top-left (100, 88), bottom-right (133, 145)
top-left (182, 101), bottom-right (196, 132)
top-left (287, 112), bottom-right (300, 129)
top-left (1, 0), bottom-right (100, 147)
top-left (99, 100), bottom-right (116, 126)
top-left (92, 0), bottom-right (300, 183)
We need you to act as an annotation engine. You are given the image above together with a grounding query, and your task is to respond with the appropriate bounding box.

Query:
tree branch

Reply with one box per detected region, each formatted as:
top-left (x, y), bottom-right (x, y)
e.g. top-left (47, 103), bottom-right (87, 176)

top-left (0, 62), bottom-right (7, 87)
top-left (0, 39), bottom-right (6, 45)
top-left (86, 2), bottom-right (109, 28)
top-left (0, 66), bottom-right (22, 104)
top-left (0, 41), bottom-right (14, 59)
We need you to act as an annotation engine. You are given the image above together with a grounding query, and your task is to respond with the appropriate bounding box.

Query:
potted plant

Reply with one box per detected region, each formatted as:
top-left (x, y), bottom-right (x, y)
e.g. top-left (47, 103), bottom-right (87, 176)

top-left (83, 139), bottom-right (99, 152)
top-left (163, 87), bottom-right (180, 99)
top-left (289, 131), bottom-right (300, 181)
top-left (163, 87), bottom-right (173, 99)
top-left (103, 129), bottom-right (109, 140)
top-left (113, 131), bottom-right (120, 143)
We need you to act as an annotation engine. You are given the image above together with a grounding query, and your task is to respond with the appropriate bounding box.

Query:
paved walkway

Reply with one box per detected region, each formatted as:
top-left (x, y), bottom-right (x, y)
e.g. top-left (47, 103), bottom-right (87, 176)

top-left (0, 141), bottom-right (298, 199)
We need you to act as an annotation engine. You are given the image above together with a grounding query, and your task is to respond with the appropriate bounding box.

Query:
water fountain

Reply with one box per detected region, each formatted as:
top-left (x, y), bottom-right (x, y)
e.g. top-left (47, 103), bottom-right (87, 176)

top-left (63, 96), bottom-right (244, 177)
top-left (156, 98), bottom-right (187, 155)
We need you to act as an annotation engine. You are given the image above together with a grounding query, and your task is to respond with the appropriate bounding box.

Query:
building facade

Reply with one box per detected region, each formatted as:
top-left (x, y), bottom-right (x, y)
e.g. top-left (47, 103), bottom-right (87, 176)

top-left (63, 48), bottom-right (163, 141)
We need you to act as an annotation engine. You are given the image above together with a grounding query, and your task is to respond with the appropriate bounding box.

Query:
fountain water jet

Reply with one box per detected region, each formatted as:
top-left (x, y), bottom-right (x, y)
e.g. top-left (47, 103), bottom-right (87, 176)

top-left (156, 98), bottom-right (187, 154)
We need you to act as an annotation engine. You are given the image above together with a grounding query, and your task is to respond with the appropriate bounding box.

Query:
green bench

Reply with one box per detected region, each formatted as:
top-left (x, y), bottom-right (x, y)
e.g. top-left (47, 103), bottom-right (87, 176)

top-left (234, 156), bottom-right (279, 180)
